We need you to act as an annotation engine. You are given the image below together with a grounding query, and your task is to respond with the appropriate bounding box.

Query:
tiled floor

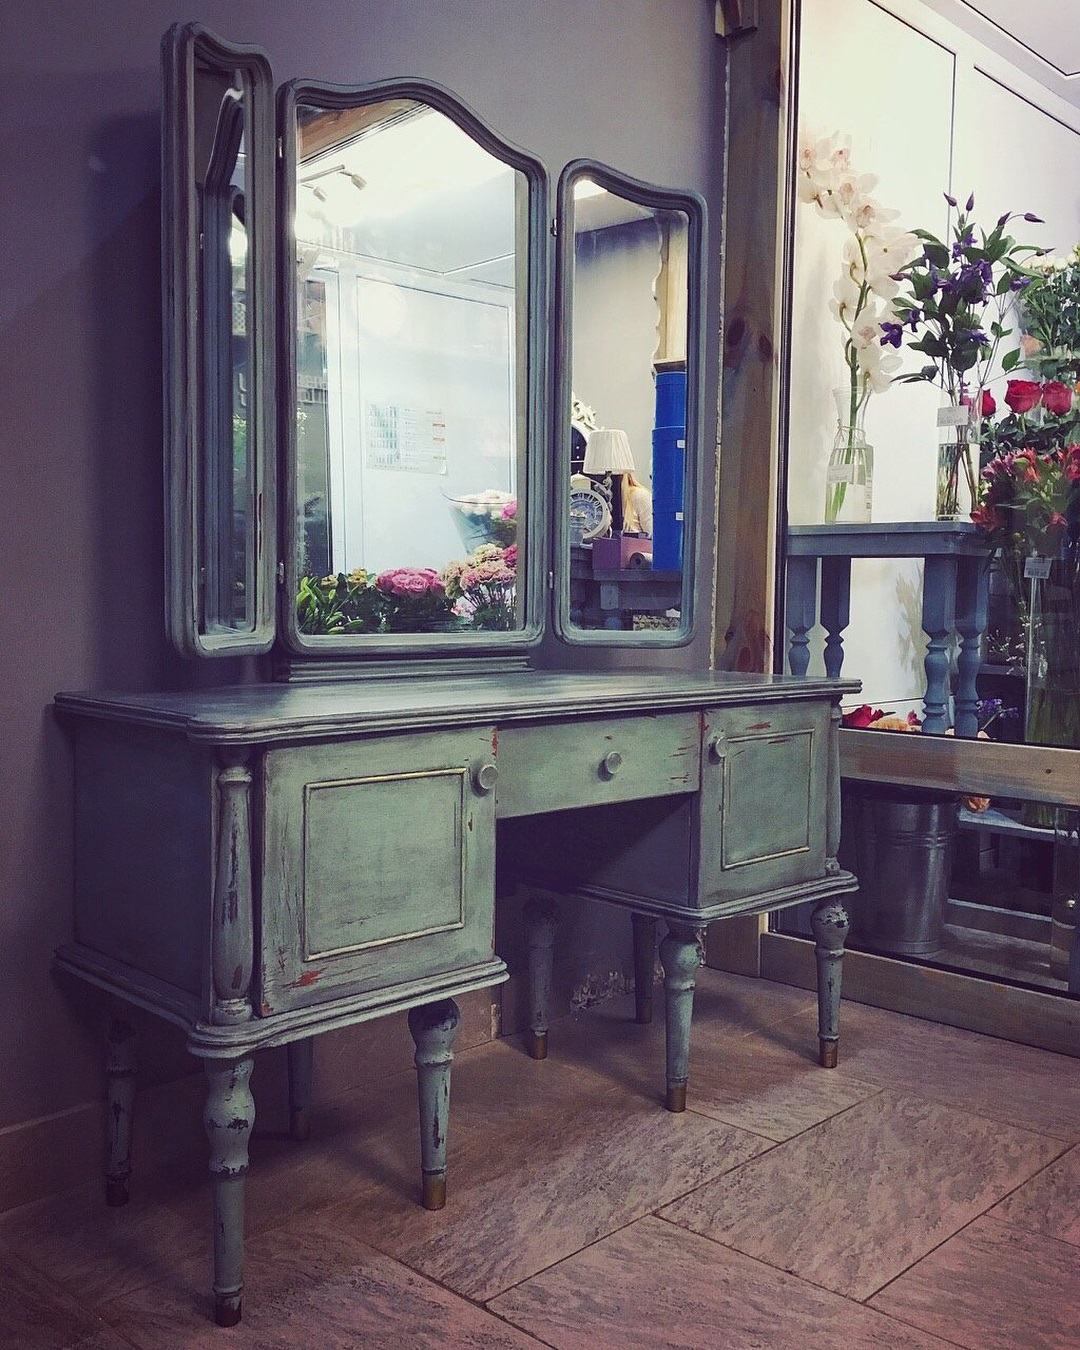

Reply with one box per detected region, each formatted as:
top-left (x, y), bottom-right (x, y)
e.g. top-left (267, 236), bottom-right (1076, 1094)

top-left (4, 969), bottom-right (1080, 1348)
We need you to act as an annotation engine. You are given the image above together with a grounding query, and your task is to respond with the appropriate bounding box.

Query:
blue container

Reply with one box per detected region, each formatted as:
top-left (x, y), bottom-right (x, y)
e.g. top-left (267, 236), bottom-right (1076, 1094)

top-left (651, 368), bottom-right (686, 571)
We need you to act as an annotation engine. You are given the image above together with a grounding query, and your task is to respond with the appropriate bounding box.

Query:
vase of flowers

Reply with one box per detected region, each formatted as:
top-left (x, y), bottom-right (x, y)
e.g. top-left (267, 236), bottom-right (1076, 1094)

top-left (884, 192), bottom-right (1043, 520)
top-left (797, 131), bottom-right (916, 523)
top-left (973, 435), bottom-right (1080, 833)
top-left (442, 543), bottom-right (517, 631)
top-left (826, 386), bottom-right (873, 523)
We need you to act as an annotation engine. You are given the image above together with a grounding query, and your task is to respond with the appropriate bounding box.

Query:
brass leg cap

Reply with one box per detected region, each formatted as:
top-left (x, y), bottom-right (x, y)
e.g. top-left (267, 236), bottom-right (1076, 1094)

top-left (528, 1030), bottom-right (548, 1060)
top-left (290, 1108), bottom-right (311, 1143)
top-left (666, 1083), bottom-right (687, 1113)
top-left (819, 1039), bottom-right (839, 1069)
top-left (215, 1297), bottom-right (242, 1328)
top-left (636, 997), bottom-right (653, 1026)
top-left (105, 1179), bottom-right (129, 1208)
top-left (422, 1174), bottom-right (447, 1211)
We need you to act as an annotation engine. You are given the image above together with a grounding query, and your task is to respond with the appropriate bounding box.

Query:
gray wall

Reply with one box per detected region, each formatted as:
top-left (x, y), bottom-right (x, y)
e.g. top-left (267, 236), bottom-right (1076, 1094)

top-left (0, 0), bottom-right (726, 1170)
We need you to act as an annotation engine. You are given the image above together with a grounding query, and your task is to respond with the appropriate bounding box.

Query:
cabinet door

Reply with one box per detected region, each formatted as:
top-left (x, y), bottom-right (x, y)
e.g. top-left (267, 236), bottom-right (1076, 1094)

top-left (695, 699), bottom-right (830, 910)
top-left (259, 727), bottom-right (498, 1013)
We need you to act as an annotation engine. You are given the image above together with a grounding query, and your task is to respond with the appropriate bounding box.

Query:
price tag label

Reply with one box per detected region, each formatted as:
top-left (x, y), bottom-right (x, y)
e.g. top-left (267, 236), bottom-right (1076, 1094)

top-left (826, 465), bottom-right (854, 484)
top-left (1024, 555), bottom-right (1053, 580)
top-left (936, 404), bottom-right (970, 428)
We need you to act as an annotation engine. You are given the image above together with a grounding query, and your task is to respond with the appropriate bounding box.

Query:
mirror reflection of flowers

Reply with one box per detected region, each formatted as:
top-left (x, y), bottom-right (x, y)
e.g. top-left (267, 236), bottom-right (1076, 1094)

top-left (442, 543), bottom-right (517, 631)
top-left (375, 566), bottom-right (456, 631)
top-left (1017, 244), bottom-right (1080, 382)
top-left (297, 569), bottom-right (387, 634)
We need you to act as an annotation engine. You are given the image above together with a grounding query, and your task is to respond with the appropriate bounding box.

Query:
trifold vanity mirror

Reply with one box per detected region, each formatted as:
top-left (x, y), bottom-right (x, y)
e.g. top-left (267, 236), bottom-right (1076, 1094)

top-left (163, 23), bottom-right (704, 662)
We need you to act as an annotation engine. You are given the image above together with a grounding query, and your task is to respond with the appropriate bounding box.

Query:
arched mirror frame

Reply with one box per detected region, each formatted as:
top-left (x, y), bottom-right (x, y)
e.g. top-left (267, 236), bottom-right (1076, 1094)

top-left (162, 23), bottom-right (277, 658)
top-left (277, 77), bottom-right (550, 659)
top-left (553, 159), bottom-right (707, 648)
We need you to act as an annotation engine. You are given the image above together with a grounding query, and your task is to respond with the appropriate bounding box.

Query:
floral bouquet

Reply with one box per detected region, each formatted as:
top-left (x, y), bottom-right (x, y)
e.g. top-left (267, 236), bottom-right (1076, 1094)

top-left (884, 193), bottom-right (1043, 517)
top-left (442, 543), bottom-right (517, 631)
top-left (296, 568), bottom-right (388, 634)
top-left (446, 490), bottom-right (518, 551)
top-left (375, 566), bottom-right (458, 632)
top-left (973, 437), bottom-right (1080, 767)
top-left (797, 131), bottom-right (917, 520)
top-left (1017, 244), bottom-right (1080, 382)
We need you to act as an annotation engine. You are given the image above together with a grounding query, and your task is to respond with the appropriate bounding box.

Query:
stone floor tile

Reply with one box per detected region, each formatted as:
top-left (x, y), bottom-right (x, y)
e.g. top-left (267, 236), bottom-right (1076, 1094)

top-left (327, 1081), bottom-right (769, 1302)
top-left (869, 1215), bottom-right (1080, 1350)
top-left (988, 1142), bottom-right (1080, 1246)
top-left (100, 1216), bottom-right (547, 1349)
top-left (660, 1088), bottom-right (1065, 1300)
top-left (0, 1251), bottom-right (131, 1349)
top-left (806, 997), bottom-right (1080, 1140)
top-left (490, 1214), bottom-right (955, 1350)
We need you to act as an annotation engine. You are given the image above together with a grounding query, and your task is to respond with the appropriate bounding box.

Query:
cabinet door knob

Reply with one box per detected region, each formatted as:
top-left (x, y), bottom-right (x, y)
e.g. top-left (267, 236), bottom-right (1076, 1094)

top-left (707, 736), bottom-right (724, 763)
top-left (599, 750), bottom-right (623, 779)
top-left (472, 762), bottom-right (499, 794)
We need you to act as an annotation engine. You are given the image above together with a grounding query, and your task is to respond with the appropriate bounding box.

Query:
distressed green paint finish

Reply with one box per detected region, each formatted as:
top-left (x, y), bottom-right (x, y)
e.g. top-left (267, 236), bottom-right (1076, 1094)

top-left (408, 999), bottom-right (460, 1211)
top-left (212, 753), bottom-right (255, 1026)
top-left (496, 712), bottom-right (701, 817)
top-left (202, 1055), bottom-right (255, 1327)
top-left (660, 922), bottom-right (706, 1112)
top-left (811, 898), bottom-right (851, 1068)
top-left (260, 727), bottom-right (498, 1015)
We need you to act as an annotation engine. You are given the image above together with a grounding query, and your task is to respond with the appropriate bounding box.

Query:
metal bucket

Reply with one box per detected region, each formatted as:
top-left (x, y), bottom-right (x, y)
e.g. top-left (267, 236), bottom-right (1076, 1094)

top-left (842, 784), bottom-right (957, 956)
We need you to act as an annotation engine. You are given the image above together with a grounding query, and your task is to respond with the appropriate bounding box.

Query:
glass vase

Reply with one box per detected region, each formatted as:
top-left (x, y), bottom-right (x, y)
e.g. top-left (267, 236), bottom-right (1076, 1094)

top-left (935, 395), bottom-right (979, 521)
top-left (824, 387), bottom-right (872, 524)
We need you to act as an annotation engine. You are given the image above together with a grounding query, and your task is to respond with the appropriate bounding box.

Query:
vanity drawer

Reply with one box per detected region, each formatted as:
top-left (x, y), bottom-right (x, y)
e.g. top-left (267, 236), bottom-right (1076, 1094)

top-left (496, 712), bottom-right (700, 817)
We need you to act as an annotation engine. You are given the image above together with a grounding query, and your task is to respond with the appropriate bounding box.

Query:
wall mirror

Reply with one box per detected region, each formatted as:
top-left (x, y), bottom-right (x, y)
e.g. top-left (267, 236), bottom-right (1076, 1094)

top-left (554, 161), bottom-right (704, 645)
top-left (163, 24), bottom-right (276, 657)
top-left (279, 81), bottom-right (547, 653)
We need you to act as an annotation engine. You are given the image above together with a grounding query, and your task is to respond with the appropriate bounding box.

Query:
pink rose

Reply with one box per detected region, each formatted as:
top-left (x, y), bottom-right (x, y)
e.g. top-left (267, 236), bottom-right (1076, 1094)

top-left (504, 544), bottom-right (518, 569)
top-left (1004, 379), bottom-right (1041, 414)
top-left (1042, 381), bottom-right (1073, 415)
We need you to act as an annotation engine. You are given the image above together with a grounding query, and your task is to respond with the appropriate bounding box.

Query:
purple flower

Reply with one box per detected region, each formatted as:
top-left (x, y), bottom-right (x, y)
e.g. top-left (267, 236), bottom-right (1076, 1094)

top-left (1024, 213), bottom-right (1044, 223)
top-left (944, 192), bottom-right (958, 207)
top-left (880, 321), bottom-right (904, 348)
top-left (965, 192), bottom-right (976, 212)
top-left (907, 308), bottom-right (921, 330)
top-left (951, 229), bottom-right (974, 260)
top-left (1011, 275), bottom-right (1032, 292)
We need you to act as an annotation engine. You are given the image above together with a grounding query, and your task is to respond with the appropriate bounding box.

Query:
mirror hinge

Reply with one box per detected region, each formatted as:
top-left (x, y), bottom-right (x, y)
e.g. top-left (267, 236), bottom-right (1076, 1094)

top-left (277, 562), bottom-right (285, 585)
top-left (547, 570), bottom-right (554, 592)
top-left (550, 217), bottom-right (557, 238)
top-left (277, 137), bottom-right (284, 160)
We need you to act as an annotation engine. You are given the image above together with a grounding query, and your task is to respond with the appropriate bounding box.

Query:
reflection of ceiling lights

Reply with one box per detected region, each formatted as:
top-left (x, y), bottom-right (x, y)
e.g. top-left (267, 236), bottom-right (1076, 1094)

top-left (574, 178), bottom-right (608, 201)
top-left (298, 164), bottom-right (368, 229)
top-left (299, 106), bottom-right (511, 221)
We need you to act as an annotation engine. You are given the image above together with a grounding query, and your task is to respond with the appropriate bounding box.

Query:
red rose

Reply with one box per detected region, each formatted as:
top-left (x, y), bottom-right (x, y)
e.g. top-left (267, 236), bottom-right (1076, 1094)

top-left (980, 389), bottom-right (996, 418)
top-left (1042, 380), bottom-right (1073, 415)
top-left (841, 704), bottom-right (885, 729)
top-left (1004, 379), bottom-right (1041, 414)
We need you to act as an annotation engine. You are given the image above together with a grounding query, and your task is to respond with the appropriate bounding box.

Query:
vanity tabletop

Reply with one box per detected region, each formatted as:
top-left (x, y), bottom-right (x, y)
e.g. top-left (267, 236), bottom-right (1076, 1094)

top-left (54, 668), bottom-right (858, 745)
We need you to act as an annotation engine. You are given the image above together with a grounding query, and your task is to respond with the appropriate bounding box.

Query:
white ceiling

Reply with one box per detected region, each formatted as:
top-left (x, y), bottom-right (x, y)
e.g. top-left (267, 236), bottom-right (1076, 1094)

top-left (928, 0), bottom-right (1080, 104)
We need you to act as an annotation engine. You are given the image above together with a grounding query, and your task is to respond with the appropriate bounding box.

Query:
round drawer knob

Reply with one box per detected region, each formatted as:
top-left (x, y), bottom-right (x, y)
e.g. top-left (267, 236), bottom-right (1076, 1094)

top-left (599, 750), bottom-right (623, 779)
top-left (707, 736), bottom-right (724, 763)
top-left (472, 762), bottom-right (499, 794)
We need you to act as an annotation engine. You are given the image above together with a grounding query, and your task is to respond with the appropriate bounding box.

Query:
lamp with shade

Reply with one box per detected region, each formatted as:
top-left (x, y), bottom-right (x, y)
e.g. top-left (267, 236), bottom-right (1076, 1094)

top-left (582, 427), bottom-right (636, 533)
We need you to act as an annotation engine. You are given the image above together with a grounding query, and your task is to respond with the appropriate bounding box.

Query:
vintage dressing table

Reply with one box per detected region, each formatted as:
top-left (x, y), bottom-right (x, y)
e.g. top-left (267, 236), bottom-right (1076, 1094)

top-left (54, 24), bottom-right (857, 1326)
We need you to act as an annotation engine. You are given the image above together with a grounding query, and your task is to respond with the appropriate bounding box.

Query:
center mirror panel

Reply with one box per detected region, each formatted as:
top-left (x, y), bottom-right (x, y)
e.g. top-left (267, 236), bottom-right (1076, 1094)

top-left (280, 81), bottom-right (546, 652)
top-left (554, 161), bottom-right (705, 646)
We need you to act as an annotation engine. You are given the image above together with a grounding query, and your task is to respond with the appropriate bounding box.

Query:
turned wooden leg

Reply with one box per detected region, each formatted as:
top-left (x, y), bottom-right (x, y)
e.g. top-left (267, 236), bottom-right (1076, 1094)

top-left (524, 896), bottom-right (559, 1060)
top-left (632, 913), bottom-right (658, 1025)
top-left (811, 898), bottom-right (850, 1068)
top-left (287, 1037), bottom-right (314, 1142)
top-left (660, 921), bottom-right (705, 1112)
top-left (104, 1013), bottom-right (137, 1207)
top-left (408, 999), bottom-right (460, 1212)
top-left (202, 1056), bottom-right (255, 1327)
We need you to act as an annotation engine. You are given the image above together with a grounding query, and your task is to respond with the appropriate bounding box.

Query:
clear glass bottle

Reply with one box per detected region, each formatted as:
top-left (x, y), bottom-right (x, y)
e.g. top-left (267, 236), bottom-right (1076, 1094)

top-left (824, 387), bottom-right (872, 524)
